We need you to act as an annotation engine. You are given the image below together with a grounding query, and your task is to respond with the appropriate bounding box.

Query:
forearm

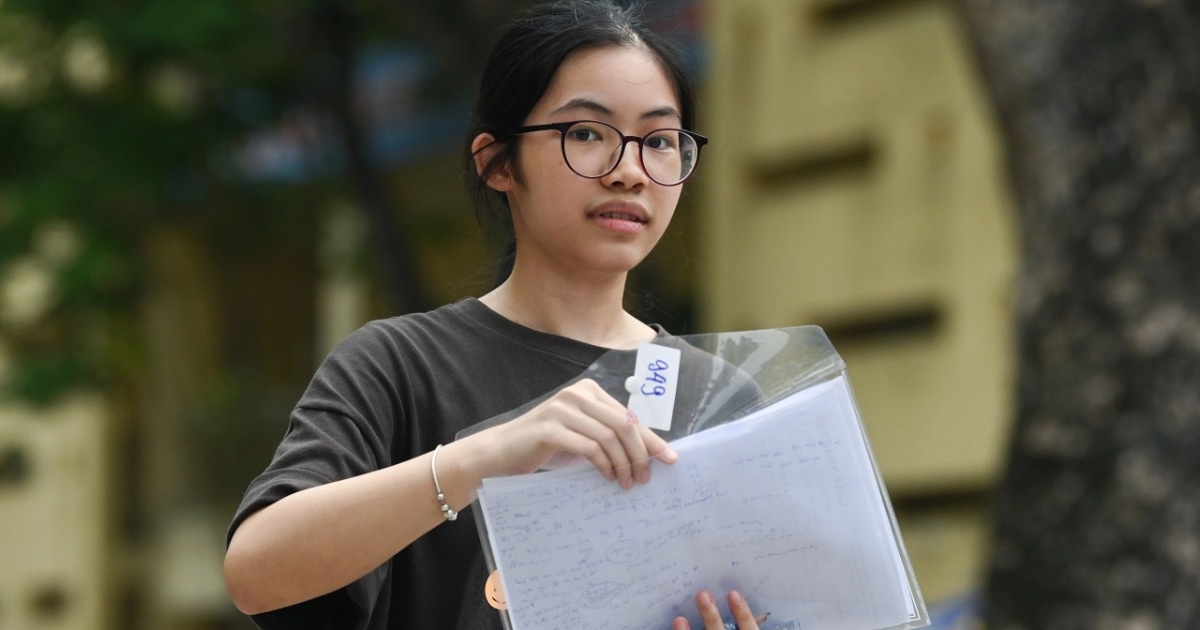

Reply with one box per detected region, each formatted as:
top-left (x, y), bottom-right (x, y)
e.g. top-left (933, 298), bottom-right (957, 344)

top-left (223, 378), bottom-right (677, 616)
top-left (224, 440), bottom-right (487, 614)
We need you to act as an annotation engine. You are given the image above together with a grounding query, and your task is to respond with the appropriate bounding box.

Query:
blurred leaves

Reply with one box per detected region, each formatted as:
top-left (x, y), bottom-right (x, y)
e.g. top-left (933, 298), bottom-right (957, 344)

top-left (0, 0), bottom-right (301, 404)
top-left (0, 0), bottom-right (535, 405)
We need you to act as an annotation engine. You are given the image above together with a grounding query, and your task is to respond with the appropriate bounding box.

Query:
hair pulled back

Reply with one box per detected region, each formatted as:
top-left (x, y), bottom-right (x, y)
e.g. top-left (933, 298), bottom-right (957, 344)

top-left (465, 0), bottom-right (697, 284)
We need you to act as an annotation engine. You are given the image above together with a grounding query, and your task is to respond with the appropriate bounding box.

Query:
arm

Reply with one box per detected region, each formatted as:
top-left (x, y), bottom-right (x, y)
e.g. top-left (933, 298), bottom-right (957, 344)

top-left (225, 446), bottom-right (454, 615)
top-left (224, 379), bottom-right (678, 614)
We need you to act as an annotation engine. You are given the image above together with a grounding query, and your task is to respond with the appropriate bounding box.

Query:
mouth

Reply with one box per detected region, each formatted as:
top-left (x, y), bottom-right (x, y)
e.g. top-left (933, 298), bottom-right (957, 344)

top-left (588, 202), bottom-right (649, 224)
top-left (594, 210), bottom-right (646, 223)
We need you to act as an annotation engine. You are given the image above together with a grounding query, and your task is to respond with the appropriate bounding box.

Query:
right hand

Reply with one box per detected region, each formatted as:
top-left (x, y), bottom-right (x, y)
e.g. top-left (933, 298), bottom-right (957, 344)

top-left (468, 378), bottom-right (678, 488)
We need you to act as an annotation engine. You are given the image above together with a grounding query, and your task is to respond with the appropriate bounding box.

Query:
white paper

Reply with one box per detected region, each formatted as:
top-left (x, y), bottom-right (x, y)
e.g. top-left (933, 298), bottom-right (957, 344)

top-left (477, 375), bottom-right (918, 630)
top-left (626, 343), bottom-right (682, 431)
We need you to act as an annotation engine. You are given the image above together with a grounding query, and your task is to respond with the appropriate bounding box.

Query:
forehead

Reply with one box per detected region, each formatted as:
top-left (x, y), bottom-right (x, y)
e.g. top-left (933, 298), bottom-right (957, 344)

top-left (532, 45), bottom-right (680, 121)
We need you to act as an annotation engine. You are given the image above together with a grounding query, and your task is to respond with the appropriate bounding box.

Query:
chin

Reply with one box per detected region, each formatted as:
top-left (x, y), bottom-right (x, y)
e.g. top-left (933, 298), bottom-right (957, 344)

top-left (596, 252), bottom-right (651, 275)
top-left (561, 242), bottom-right (657, 278)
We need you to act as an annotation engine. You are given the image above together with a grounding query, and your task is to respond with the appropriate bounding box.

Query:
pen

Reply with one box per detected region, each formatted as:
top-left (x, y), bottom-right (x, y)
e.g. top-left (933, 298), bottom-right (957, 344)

top-left (723, 612), bottom-right (770, 629)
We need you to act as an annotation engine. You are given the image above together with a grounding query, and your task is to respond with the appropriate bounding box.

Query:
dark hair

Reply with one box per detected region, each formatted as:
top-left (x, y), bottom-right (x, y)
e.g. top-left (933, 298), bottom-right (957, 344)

top-left (465, 0), bottom-right (698, 284)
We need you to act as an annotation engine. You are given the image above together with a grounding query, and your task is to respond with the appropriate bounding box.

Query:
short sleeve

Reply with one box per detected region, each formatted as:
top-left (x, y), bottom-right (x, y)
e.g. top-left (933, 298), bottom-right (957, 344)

top-left (227, 322), bottom-right (410, 628)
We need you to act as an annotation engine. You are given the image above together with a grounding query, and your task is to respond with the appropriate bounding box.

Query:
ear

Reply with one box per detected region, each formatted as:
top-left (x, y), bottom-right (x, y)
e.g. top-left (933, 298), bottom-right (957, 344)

top-left (471, 133), bottom-right (513, 192)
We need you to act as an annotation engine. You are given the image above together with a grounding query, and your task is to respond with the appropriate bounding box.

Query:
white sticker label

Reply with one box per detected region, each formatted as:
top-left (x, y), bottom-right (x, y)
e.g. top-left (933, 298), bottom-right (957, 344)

top-left (625, 343), bottom-right (681, 432)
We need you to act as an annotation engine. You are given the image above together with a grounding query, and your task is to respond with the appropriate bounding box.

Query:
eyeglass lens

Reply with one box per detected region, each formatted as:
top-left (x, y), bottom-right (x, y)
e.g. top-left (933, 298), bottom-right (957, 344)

top-left (562, 122), bottom-right (698, 185)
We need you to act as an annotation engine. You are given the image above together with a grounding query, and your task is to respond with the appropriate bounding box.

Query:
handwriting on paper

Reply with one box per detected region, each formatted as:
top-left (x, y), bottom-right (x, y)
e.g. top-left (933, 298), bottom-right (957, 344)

top-left (478, 376), bottom-right (915, 630)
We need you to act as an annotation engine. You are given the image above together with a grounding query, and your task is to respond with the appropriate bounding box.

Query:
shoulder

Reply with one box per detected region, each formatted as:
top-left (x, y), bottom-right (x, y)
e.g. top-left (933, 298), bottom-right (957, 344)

top-left (313, 298), bottom-right (546, 393)
top-left (330, 299), bottom-right (486, 358)
top-left (300, 303), bottom-right (478, 403)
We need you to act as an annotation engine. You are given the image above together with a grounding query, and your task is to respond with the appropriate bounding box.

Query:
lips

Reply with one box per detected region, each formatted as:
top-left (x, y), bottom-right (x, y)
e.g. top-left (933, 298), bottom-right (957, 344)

top-left (588, 202), bottom-right (649, 234)
top-left (596, 210), bottom-right (644, 223)
top-left (588, 202), bottom-right (648, 223)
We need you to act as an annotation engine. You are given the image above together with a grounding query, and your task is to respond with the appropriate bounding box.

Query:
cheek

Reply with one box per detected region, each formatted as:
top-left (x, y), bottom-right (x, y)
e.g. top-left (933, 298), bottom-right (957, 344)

top-left (517, 140), bottom-right (570, 181)
top-left (656, 188), bottom-right (684, 222)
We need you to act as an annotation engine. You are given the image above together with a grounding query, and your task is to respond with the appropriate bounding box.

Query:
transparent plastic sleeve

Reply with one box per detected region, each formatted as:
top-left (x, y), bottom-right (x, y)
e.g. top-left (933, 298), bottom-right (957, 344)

top-left (456, 327), bottom-right (930, 630)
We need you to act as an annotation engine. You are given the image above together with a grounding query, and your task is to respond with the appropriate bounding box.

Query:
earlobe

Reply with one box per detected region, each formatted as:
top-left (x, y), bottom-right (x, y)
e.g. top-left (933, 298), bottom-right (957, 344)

top-left (471, 133), bottom-right (513, 192)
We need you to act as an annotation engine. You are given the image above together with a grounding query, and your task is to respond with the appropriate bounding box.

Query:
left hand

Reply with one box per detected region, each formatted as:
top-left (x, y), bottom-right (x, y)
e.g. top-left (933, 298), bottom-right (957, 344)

top-left (671, 590), bottom-right (761, 630)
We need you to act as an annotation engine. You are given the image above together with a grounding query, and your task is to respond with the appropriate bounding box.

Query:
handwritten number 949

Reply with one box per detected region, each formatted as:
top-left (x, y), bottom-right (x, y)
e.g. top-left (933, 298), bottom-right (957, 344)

top-left (641, 360), bottom-right (670, 396)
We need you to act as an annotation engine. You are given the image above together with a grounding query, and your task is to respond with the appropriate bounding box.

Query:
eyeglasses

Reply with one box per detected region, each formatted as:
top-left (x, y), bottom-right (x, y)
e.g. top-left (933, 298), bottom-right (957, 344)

top-left (507, 120), bottom-right (708, 186)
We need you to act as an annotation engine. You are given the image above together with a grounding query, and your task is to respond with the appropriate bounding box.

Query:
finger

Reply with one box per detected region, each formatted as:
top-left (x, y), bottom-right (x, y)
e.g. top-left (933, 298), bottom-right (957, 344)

top-left (727, 590), bottom-right (759, 629)
top-left (546, 381), bottom-right (663, 487)
top-left (540, 421), bottom-right (616, 482)
top-left (621, 411), bottom-right (655, 484)
top-left (640, 425), bottom-right (679, 465)
top-left (695, 590), bottom-right (724, 630)
top-left (595, 406), bottom-right (653, 485)
top-left (537, 383), bottom-right (629, 485)
top-left (564, 410), bottom-right (636, 488)
top-left (672, 616), bottom-right (690, 630)
top-left (576, 379), bottom-right (652, 470)
top-left (574, 384), bottom-right (654, 484)
top-left (570, 430), bottom-right (620, 482)
top-left (561, 393), bottom-right (644, 489)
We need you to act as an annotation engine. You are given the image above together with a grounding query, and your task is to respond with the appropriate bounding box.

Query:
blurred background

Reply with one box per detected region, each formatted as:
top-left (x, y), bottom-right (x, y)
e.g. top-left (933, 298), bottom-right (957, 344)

top-left (2, 0), bottom-right (1197, 629)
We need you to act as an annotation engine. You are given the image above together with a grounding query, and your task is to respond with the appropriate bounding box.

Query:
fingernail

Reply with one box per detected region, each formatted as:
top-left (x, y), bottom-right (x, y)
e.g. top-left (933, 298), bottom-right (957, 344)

top-left (699, 591), bottom-right (714, 607)
top-left (730, 590), bottom-right (745, 606)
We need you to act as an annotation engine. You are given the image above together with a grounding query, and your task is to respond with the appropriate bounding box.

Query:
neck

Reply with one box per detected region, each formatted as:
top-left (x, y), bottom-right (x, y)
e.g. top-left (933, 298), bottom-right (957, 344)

top-left (479, 262), bottom-right (654, 350)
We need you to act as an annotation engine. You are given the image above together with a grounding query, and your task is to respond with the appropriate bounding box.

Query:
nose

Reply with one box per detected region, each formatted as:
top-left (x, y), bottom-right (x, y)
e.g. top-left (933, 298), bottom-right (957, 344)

top-left (601, 138), bottom-right (649, 188)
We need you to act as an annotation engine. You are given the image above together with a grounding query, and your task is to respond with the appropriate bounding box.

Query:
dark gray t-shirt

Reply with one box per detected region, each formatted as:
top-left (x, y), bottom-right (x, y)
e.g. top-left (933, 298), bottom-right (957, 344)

top-left (229, 298), bottom-right (759, 630)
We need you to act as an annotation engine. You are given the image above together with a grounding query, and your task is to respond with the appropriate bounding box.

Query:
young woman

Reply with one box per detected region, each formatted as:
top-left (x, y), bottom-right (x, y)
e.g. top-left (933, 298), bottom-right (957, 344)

top-left (224, 2), bottom-right (762, 629)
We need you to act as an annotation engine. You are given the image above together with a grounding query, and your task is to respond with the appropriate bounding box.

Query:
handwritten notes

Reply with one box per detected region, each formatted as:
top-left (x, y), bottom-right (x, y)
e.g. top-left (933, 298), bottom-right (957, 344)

top-left (477, 375), bottom-right (921, 630)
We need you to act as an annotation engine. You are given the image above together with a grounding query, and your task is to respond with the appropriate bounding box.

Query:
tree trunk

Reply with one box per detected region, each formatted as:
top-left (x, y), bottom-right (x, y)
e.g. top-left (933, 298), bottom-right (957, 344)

top-left (955, 1), bottom-right (1200, 628)
top-left (315, 2), bottom-right (432, 315)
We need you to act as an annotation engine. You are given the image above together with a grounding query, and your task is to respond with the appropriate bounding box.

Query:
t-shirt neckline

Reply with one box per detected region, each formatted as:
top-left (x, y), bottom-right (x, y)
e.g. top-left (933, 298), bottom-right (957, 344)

top-left (452, 297), bottom-right (666, 365)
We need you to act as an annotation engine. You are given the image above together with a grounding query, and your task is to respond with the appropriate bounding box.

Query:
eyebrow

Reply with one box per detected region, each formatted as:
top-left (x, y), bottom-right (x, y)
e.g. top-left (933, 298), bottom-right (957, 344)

top-left (549, 97), bottom-right (682, 122)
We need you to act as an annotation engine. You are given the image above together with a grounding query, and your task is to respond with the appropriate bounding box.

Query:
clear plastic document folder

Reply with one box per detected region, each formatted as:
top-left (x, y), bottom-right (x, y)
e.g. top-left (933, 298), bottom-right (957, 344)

top-left (457, 327), bottom-right (929, 630)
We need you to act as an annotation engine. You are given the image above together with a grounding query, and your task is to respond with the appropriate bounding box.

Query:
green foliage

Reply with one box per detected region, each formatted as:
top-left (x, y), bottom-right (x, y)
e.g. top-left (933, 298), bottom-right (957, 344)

top-left (0, 0), bottom-right (303, 404)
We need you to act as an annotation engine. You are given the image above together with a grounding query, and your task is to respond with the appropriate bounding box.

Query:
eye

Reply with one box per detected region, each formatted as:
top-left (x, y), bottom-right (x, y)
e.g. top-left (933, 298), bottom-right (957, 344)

top-left (644, 131), bottom-right (678, 152)
top-left (566, 125), bottom-right (604, 143)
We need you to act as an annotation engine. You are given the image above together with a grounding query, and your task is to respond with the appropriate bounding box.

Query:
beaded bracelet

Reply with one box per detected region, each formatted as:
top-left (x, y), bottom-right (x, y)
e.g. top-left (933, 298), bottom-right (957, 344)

top-left (431, 444), bottom-right (458, 522)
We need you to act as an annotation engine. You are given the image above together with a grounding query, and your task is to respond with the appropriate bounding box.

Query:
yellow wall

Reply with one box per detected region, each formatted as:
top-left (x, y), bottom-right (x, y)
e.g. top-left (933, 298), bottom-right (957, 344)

top-left (0, 395), bottom-right (111, 630)
top-left (703, 0), bottom-right (1016, 497)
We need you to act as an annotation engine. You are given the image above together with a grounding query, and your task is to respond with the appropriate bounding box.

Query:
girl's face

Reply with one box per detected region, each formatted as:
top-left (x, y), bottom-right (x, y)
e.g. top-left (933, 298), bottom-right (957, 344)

top-left (492, 45), bottom-right (686, 282)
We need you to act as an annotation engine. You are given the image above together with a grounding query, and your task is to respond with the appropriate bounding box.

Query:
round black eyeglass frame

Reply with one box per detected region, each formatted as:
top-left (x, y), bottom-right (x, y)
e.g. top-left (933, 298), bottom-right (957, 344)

top-left (506, 120), bottom-right (709, 186)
